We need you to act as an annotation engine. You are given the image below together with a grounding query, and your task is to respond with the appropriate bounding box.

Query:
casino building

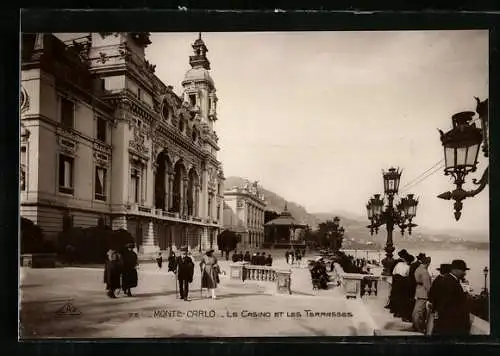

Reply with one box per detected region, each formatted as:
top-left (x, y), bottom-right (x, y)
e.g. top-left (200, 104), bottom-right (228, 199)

top-left (223, 180), bottom-right (266, 249)
top-left (20, 32), bottom-right (225, 254)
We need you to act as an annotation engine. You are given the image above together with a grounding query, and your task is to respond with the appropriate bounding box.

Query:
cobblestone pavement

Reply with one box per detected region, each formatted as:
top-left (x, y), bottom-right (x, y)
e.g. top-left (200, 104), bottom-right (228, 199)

top-left (19, 258), bottom-right (375, 338)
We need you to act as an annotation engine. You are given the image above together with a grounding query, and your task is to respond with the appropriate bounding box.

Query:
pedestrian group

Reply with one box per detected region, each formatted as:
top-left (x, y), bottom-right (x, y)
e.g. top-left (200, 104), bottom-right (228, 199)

top-left (105, 244), bottom-right (221, 302)
top-left (387, 248), bottom-right (473, 335)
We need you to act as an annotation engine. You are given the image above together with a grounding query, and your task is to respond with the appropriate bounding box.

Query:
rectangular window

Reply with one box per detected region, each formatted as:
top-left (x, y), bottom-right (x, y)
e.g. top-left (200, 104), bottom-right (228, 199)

top-left (60, 97), bottom-right (74, 129)
top-left (96, 117), bottom-right (107, 142)
top-left (20, 146), bottom-right (27, 191)
top-left (217, 204), bottom-right (221, 220)
top-left (95, 166), bottom-right (107, 201)
top-left (58, 154), bottom-right (74, 194)
top-left (189, 94), bottom-right (196, 106)
top-left (137, 87), bottom-right (142, 100)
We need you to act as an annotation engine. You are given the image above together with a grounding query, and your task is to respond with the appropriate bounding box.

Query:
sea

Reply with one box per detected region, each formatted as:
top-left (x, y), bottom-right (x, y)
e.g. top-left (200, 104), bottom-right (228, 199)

top-left (341, 248), bottom-right (490, 294)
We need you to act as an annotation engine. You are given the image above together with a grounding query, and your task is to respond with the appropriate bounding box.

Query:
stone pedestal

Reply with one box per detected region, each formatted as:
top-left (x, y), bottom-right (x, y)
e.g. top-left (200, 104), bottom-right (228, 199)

top-left (342, 273), bottom-right (362, 299)
top-left (230, 262), bottom-right (248, 280)
top-left (141, 220), bottom-right (159, 255)
top-left (275, 269), bottom-right (292, 295)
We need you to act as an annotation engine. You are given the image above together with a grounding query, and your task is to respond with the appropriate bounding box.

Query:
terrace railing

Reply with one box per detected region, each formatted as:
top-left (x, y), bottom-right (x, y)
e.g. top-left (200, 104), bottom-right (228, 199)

top-left (229, 262), bottom-right (292, 294)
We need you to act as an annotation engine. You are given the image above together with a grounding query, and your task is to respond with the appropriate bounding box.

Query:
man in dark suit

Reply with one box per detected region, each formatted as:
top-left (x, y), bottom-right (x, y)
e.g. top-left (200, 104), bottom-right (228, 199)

top-left (429, 259), bottom-right (471, 335)
top-left (429, 263), bottom-right (451, 302)
top-left (266, 254), bottom-right (273, 266)
top-left (176, 246), bottom-right (195, 301)
top-left (426, 263), bottom-right (450, 334)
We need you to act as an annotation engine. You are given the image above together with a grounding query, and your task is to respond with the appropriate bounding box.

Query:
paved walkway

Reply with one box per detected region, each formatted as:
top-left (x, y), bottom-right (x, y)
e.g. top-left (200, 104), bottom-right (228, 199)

top-left (20, 258), bottom-right (375, 338)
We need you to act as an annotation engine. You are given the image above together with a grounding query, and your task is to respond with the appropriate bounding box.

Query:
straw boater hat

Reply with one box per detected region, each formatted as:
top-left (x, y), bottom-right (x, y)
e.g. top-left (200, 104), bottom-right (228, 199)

top-left (206, 248), bottom-right (214, 254)
top-left (180, 246), bottom-right (188, 252)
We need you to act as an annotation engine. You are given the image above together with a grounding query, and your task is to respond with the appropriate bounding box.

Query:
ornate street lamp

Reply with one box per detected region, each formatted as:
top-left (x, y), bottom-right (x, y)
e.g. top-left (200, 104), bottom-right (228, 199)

top-left (483, 266), bottom-right (489, 294)
top-left (438, 98), bottom-right (488, 221)
top-left (366, 167), bottom-right (419, 275)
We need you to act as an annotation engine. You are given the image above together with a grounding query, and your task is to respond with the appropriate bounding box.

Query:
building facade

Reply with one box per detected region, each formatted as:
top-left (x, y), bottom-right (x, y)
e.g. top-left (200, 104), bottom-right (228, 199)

top-left (20, 32), bottom-right (224, 254)
top-left (223, 180), bottom-right (266, 249)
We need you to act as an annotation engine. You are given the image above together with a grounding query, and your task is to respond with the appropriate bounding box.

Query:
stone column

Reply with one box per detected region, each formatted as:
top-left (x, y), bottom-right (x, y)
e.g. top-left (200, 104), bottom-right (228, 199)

top-left (195, 184), bottom-right (200, 217)
top-left (183, 177), bottom-right (189, 216)
top-left (212, 194), bottom-right (217, 220)
top-left (201, 226), bottom-right (209, 251)
top-left (201, 168), bottom-right (209, 218)
top-left (141, 220), bottom-right (159, 254)
top-left (168, 173), bottom-right (174, 210)
top-left (179, 177), bottom-right (185, 215)
top-left (163, 169), bottom-right (168, 211)
top-left (145, 157), bottom-right (155, 207)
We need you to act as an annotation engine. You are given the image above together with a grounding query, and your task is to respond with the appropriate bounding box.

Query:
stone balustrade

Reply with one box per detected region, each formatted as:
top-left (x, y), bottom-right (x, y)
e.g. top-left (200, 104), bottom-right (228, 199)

top-left (125, 204), bottom-right (219, 226)
top-left (244, 265), bottom-right (278, 282)
top-left (334, 263), bottom-right (380, 299)
top-left (229, 262), bottom-right (292, 295)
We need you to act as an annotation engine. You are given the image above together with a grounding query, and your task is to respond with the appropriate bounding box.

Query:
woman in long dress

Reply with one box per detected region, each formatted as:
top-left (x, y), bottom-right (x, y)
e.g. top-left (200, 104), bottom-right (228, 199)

top-left (104, 248), bottom-right (122, 298)
top-left (200, 248), bottom-right (220, 299)
top-left (120, 243), bottom-right (138, 297)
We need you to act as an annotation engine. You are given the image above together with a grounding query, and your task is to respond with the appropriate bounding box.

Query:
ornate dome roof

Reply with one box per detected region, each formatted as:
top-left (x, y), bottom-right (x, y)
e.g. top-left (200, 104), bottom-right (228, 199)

top-left (183, 67), bottom-right (214, 86)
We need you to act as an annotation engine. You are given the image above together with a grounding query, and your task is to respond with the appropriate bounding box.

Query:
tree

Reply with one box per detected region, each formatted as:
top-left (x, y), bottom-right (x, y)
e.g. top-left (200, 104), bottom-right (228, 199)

top-left (21, 217), bottom-right (54, 254)
top-left (317, 217), bottom-right (345, 251)
top-left (264, 210), bottom-right (280, 224)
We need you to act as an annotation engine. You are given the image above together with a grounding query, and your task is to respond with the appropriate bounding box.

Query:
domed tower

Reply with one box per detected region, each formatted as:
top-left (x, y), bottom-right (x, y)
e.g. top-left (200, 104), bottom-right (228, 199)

top-left (181, 33), bottom-right (218, 131)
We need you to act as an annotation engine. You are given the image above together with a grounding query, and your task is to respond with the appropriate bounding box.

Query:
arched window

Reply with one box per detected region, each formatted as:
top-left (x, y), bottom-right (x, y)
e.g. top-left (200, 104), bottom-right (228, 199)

top-left (20, 146), bottom-right (27, 191)
top-left (162, 102), bottom-right (169, 120)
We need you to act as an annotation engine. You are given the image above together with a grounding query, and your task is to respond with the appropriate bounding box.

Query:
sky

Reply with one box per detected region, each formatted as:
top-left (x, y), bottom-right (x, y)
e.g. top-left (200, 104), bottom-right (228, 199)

top-left (146, 30), bottom-right (489, 235)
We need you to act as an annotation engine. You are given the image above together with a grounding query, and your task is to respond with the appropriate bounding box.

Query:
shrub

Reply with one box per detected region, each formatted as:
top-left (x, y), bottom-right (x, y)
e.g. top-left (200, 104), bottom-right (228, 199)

top-left (57, 227), bottom-right (85, 261)
top-left (57, 225), bottom-right (137, 264)
top-left (21, 217), bottom-right (50, 254)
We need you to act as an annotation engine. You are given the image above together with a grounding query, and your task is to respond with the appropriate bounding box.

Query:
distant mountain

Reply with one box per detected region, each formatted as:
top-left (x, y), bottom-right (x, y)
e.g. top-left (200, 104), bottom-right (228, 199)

top-left (223, 176), bottom-right (490, 249)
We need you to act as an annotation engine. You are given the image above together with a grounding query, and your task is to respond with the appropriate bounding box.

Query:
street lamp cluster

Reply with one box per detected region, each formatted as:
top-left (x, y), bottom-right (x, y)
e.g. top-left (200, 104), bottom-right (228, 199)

top-left (438, 97), bottom-right (489, 221)
top-left (366, 167), bottom-right (419, 275)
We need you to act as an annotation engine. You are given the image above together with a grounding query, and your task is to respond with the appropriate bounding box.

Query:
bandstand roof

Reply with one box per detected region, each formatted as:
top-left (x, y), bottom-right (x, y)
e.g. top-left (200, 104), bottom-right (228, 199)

top-left (264, 204), bottom-right (307, 228)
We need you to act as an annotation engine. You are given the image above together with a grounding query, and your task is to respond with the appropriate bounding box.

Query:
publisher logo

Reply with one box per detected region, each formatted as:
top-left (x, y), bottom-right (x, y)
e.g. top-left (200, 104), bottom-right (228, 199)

top-left (55, 302), bottom-right (81, 316)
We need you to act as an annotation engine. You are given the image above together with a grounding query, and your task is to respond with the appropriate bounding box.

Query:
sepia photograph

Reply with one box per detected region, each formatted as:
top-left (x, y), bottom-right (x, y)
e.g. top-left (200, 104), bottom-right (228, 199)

top-left (19, 30), bottom-right (490, 338)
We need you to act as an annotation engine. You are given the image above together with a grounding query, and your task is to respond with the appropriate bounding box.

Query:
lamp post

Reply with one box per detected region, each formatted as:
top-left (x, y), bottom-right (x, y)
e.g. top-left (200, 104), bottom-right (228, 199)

top-left (483, 266), bottom-right (489, 294)
top-left (438, 98), bottom-right (488, 221)
top-left (366, 167), bottom-right (419, 276)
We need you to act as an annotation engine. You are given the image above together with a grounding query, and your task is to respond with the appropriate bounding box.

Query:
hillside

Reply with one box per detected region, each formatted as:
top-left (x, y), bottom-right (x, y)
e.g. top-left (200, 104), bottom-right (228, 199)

top-left (223, 176), bottom-right (490, 249)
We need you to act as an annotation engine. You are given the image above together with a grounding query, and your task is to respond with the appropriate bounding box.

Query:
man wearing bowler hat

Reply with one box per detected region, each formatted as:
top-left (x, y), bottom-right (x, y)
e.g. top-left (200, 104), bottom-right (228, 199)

top-left (426, 263), bottom-right (450, 334)
top-left (429, 259), bottom-right (471, 335)
top-left (176, 246), bottom-right (195, 301)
